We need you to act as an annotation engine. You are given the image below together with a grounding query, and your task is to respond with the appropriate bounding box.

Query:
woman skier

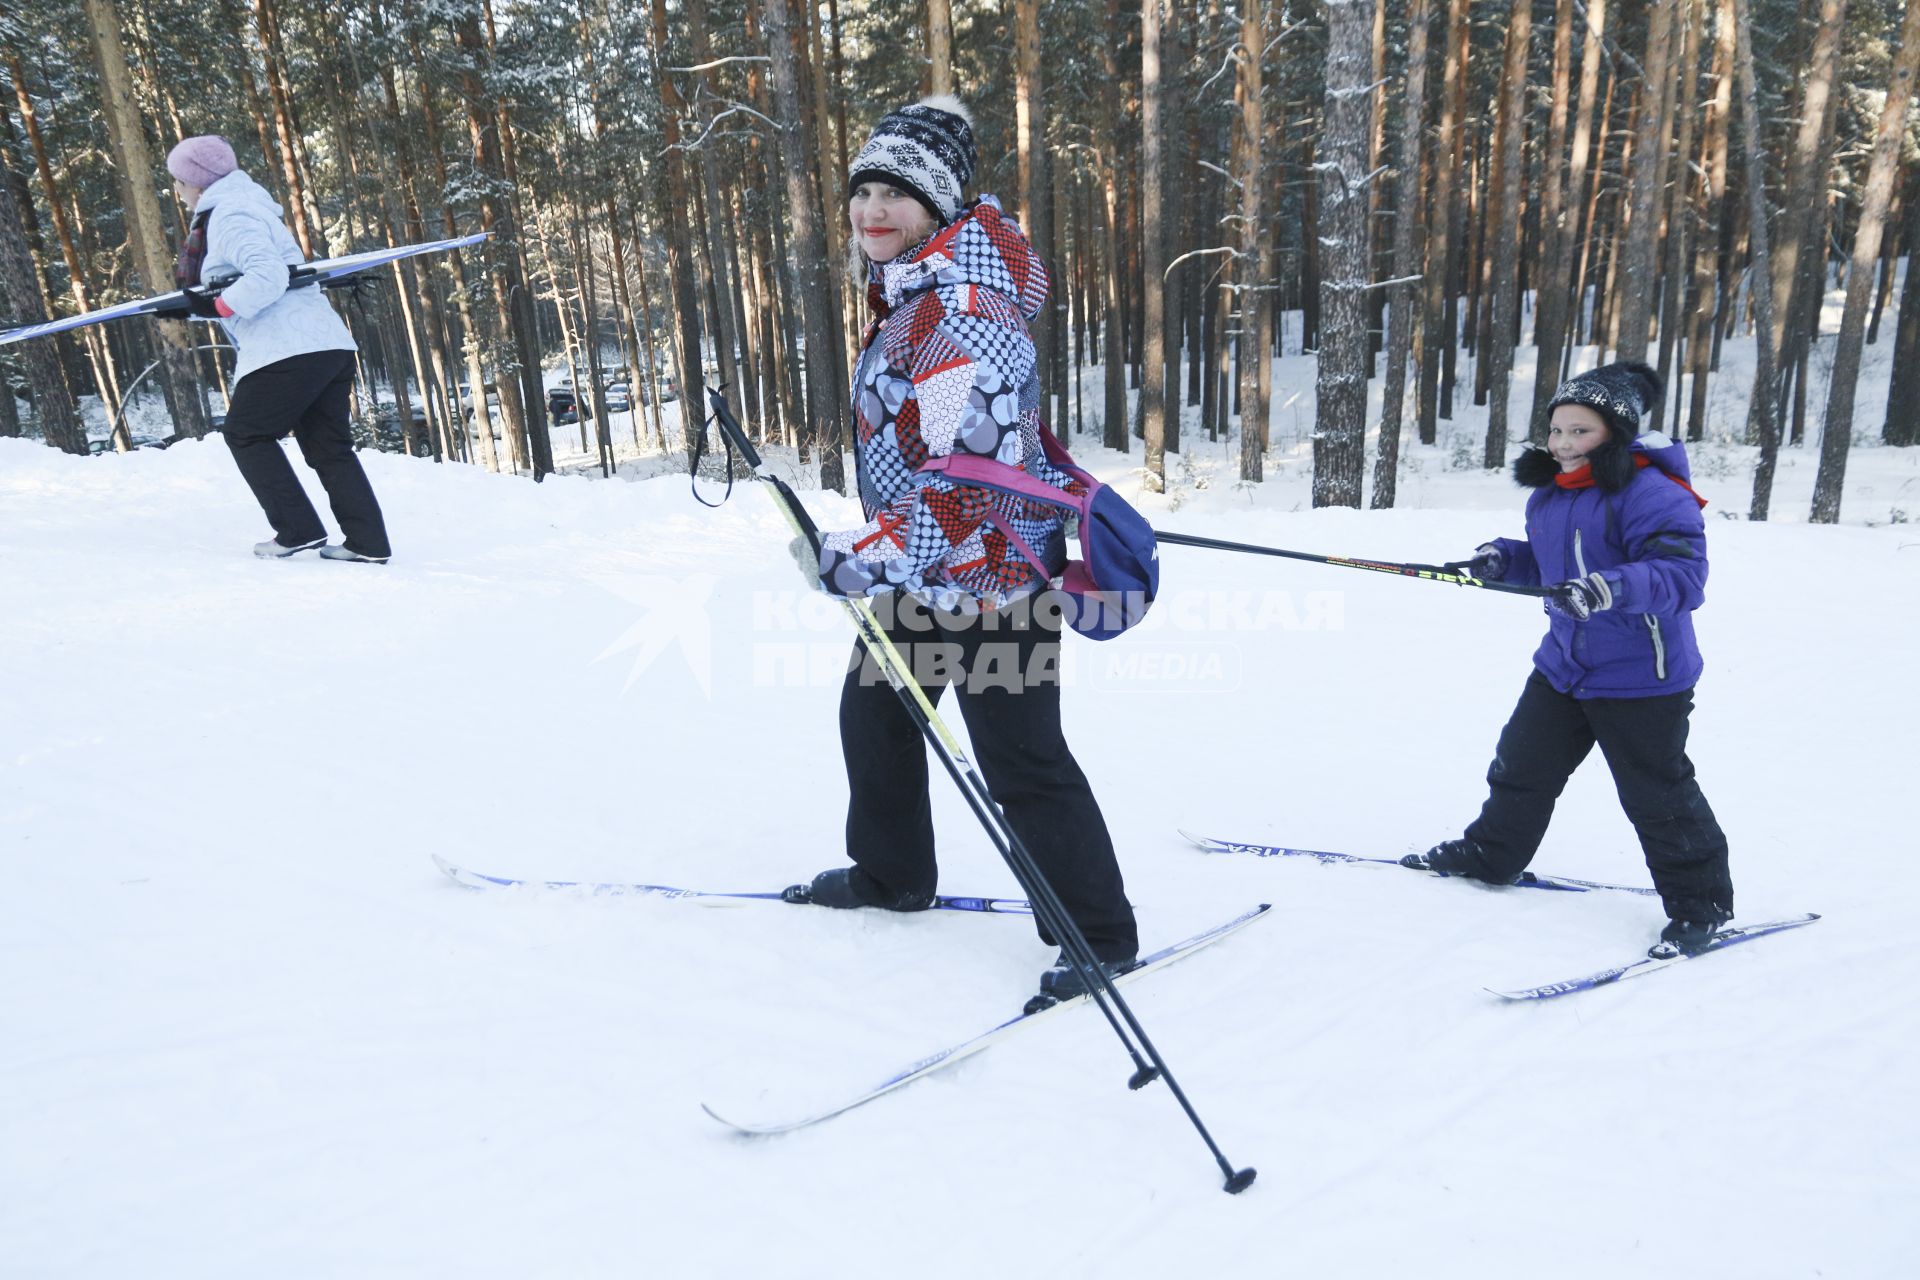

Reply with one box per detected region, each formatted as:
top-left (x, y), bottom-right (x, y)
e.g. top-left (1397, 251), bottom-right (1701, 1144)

top-left (783, 97), bottom-right (1140, 1000)
top-left (163, 135), bottom-right (391, 563)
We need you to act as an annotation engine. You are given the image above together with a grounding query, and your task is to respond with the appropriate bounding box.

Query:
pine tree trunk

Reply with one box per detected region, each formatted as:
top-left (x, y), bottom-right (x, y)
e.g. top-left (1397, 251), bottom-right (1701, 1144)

top-left (0, 174), bottom-right (84, 451)
top-left (1237, 0), bottom-right (1268, 482)
top-left (1568, 49), bottom-right (1616, 354)
top-left (1015, 0), bottom-right (1052, 419)
top-left (648, 0), bottom-right (712, 475)
top-left (1482, 2), bottom-right (1531, 466)
top-left (1373, 0), bottom-right (1430, 507)
top-left (1314, 0), bottom-right (1372, 507)
top-left (1098, 0), bottom-right (1128, 451)
top-left (1810, 0), bottom-right (1920, 521)
top-left (1761, 0), bottom-right (1846, 420)
top-left (8, 52), bottom-right (126, 433)
top-left (686, 2), bottom-right (744, 422)
top-left (1419, 0), bottom-right (1470, 442)
top-left (1612, 0), bottom-right (1677, 362)
top-left (763, 0), bottom-right (849, 492)
top-left (1139, 0), bottom-right (1169, 490)
top-left (927, 0), bottom-right (955, 95)
top-left (1528, 0), bottom-right (1581, 439)
top-left (1733, 0), bottom-right (1784, 520)
top-left (1884, 185), bottom-right (1920, 445)
top-left (1654, 0), bottom-right (1703, 425)
top-left (81, 0), bottom-right (212, 441)
top-left (1686, 0), bottom-right (1734, 441)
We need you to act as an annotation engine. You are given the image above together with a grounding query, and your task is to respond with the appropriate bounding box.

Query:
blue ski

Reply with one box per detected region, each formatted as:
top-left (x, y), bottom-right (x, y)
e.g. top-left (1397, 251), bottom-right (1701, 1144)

top-left (1180, 830), bottom-right (1660, 896)
top-left (433, 853), bottom-right (1032, 915)
top-left (702, 903), bottom-right (1272, 1135)
top-left (1489, 913), bottom-right (1822, 1001)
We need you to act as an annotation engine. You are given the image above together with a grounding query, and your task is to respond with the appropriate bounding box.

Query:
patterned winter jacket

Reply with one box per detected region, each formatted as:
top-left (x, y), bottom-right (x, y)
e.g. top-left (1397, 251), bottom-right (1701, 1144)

top-left (1485, 433), bottom-right (1710, 699)
top-left (815, 196), bottom-right (1084, 611)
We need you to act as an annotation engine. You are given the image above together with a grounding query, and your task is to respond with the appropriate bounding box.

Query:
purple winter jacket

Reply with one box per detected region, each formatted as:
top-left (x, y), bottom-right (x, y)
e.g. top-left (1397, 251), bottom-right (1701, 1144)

top-left (1486, 432), bottom-right (1709, 699)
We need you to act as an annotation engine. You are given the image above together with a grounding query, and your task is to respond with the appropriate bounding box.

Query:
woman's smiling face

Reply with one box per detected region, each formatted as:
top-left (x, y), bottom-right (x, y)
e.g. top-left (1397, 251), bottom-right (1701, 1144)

top-left (848, 182), bottom-right (936, 263)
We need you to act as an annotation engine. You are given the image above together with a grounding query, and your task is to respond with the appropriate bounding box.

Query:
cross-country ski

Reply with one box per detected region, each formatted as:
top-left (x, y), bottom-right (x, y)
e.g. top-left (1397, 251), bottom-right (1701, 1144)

top-left (702, 903), bottom-right (1271, 1135)
top-left (1180, 830), bottom-right (1660, 895)
top-left (433, 853), bottom-right (1033, 915)
top-left (1489, 914), bottom-right (1823, 1001)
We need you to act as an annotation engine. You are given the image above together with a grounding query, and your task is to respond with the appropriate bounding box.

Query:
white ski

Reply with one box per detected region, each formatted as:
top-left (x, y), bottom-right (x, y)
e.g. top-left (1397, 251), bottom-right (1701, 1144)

top-left (702, 902), bottom-right (1271, 1135)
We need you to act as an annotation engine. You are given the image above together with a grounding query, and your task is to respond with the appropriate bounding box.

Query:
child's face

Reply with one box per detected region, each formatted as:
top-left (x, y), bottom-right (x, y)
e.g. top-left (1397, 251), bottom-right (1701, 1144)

top-left (1547, 404), bottom-right (1611, 472)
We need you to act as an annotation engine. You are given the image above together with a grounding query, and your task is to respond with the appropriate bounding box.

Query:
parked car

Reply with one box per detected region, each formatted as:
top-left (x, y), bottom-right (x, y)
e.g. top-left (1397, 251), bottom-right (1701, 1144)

top-left (604, 382), bottom-right (632, 413)
top-left (456, 382), bottom-right (503, 421)
top-left (547, 388), bottom-right (580, 426)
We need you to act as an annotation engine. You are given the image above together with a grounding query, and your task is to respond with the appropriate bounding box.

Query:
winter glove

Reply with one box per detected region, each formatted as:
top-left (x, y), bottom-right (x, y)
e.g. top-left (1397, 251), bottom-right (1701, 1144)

top-left (788, 535), bottom-right (824, 589)
top-left (149, 289), bottom-right (224, 320)
top-left (1444, 542), bottom-right (1508, 582)
top-left (1545, 571), bottom-right (1620, 622)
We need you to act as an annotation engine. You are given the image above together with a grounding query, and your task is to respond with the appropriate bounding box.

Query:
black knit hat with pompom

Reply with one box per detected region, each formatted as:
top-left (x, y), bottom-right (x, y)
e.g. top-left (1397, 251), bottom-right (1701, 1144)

top-left (1546, 360), bottom-right (1663, 443)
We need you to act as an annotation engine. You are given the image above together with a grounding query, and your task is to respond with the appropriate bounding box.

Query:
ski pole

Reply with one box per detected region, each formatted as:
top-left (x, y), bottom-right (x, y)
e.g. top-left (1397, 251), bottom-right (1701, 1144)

top-left (700, 389), bottom-right (1257, 1195)
top-left (1154, 529), bottom-right (1555, 597)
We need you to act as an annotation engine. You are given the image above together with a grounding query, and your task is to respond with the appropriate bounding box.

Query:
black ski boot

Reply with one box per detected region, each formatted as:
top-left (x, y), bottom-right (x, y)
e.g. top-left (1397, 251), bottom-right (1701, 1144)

top-left (1649, 914), bottom-right (1730, 959)
top-left (1032, 949), bottom-right (1138, 1008)
top-left (781, 867), bottom-right (933, 912)
top-left (1399, 839), bottom-right (1521, 886)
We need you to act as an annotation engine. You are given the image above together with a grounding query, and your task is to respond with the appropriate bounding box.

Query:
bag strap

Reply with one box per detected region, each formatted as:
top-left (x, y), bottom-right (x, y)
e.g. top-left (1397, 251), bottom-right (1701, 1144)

top-left (919, 453), bottom-right (1079, 509)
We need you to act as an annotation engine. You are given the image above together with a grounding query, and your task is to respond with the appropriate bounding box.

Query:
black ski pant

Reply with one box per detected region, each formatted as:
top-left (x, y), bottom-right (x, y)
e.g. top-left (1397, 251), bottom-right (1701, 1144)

top-left (1465, 671), bottom-right (1733, 921)
top-left (838, 594), bottom-right (1139, 961)
top-left (223, 350), bottom-right (391, 558)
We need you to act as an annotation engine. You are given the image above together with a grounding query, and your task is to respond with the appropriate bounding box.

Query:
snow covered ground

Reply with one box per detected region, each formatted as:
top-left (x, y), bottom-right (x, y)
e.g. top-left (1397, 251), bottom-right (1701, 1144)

top-left (6, 322), bottom-right (1919, 1275)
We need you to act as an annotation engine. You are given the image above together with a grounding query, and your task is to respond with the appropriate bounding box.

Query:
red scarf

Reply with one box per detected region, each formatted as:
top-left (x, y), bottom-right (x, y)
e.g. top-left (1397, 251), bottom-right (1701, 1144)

top-left (1555, 455), bottom-right (1708, 508)
top-left (175, 210), bottom-right (211, 288)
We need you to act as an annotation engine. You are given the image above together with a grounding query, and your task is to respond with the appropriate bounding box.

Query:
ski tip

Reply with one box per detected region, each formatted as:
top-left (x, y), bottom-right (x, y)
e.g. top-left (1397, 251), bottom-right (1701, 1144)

top-left (1175, 828), bottom-right (1211, 849)
top-left (701, 1102), bottom-right (795, 1137)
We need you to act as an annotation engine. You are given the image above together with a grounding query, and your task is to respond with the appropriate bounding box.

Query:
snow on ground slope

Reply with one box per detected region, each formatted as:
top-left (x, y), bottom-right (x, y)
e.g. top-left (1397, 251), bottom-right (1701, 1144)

top-left (2, 433), bottom-right (1916, 1278)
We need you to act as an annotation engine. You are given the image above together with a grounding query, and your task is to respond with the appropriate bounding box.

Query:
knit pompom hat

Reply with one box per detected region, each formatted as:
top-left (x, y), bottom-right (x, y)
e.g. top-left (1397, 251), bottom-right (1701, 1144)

top-left (166, 135), bottom-right (237, 190)
top-left (1546, 360), bottom-right (1662, 443)
top-left (847, 95), bottom-right (977, 227)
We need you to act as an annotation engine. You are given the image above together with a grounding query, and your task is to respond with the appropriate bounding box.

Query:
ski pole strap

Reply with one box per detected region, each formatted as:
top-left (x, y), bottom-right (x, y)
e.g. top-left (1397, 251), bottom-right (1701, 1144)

top-left (688, 390), bottom-right (737, 510)
top-left (702, 386), bottom-right (822, 550)
top-left (1153, 530), bottom-right (1554, 597)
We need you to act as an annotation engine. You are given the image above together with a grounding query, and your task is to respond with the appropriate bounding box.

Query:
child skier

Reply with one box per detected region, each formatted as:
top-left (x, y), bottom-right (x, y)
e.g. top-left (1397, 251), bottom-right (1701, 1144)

top-left (1401, 361), bottom-right (1734, 959)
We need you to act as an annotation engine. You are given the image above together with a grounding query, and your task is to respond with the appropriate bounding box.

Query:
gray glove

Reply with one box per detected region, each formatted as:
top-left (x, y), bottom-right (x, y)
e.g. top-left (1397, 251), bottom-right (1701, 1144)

top-left (788, 535), bottom-right (823, 589)
top-left (1445, 542), bottom-right (1507, 581)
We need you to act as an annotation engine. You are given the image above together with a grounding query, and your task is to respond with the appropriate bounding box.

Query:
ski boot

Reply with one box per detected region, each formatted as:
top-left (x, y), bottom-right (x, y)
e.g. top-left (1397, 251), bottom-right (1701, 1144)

top-left (782, 867), bottom-right (933, 912)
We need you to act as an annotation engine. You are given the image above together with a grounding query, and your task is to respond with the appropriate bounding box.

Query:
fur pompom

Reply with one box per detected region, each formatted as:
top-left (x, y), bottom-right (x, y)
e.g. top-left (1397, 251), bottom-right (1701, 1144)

top-left (1513, 447), bottom-right (1560, 488)
top-left (917, 95), bottom-right (974, 127)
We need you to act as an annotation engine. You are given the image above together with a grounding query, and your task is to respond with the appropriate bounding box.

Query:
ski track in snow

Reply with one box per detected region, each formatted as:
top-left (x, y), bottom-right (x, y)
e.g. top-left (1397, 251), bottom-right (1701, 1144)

top-left (3, 358), bottom-right (1918, 1277)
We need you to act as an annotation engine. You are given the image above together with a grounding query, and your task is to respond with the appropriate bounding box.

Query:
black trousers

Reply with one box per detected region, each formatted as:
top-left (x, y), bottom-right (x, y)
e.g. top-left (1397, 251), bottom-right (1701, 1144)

top-left (223, 350), bottom-right (390, 558)
top-left (839, 594), bottom-right (1139, 960)
top-left (1466, 671), bottom-right (1733, 919)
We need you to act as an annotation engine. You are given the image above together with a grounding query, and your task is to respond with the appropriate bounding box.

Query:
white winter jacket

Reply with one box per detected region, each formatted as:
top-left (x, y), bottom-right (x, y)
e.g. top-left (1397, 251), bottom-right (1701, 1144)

top-left (194, 169), bottom-right (355, 384)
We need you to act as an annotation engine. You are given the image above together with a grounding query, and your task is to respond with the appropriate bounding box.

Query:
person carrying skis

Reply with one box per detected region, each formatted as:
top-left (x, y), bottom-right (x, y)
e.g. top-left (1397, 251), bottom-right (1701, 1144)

top-left (1401, 362), bottom-right (1734, 959)
top-left (158, 135), bottom-right (391, 563)
top-left (783, 97), bottom-right (1140, 999)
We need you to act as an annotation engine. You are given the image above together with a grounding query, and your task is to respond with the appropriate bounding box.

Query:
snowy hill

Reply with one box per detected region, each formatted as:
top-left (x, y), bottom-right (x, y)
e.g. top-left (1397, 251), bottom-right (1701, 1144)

top-left (3, 430), bottom-right (1916, 1278)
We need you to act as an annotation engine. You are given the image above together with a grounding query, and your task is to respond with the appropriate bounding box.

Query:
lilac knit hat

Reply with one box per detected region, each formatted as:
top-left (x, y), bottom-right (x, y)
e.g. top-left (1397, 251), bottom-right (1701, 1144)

top-left (166, 135), bottom-right (237, 189)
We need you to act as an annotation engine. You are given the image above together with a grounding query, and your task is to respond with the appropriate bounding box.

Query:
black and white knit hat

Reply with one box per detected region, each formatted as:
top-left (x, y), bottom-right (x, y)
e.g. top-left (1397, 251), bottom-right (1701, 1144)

top-left (1546, 360), bottom-right (1663, 440)
top-left (847, 95), bottom-right (977, 226)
